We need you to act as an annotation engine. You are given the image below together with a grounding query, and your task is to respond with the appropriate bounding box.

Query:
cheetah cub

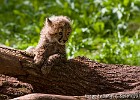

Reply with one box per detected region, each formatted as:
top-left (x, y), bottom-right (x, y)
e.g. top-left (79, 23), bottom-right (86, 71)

top-left (33, 16), bottom-right (71, 74)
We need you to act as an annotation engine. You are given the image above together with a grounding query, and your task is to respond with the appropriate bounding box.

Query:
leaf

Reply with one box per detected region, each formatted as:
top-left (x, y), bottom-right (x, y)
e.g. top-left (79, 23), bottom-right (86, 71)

top-left (93, 22), bottom-right (104, 33)
top-left (123, 0), bottom-right (129, 6)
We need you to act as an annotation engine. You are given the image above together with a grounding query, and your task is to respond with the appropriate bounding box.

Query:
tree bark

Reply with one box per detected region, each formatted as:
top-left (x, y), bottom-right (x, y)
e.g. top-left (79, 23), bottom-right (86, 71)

top-left (11, 93), bottom-right (86, 100)
top-left (0, 46), bottom-right (140, 99)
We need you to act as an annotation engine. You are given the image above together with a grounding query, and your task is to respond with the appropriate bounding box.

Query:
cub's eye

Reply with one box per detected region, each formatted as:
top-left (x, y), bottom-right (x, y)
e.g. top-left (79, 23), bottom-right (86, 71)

top-left (59, 32), bottom-right (63, 35)
top-left (67, 32), bottom-right (70, 35)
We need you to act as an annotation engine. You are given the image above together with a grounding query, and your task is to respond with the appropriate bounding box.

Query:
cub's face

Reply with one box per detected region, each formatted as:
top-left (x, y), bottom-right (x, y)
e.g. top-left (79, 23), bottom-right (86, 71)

top-left (44, 16), bottom-right (72, 45)
top-left (53, 23), bottom-right (71, 45)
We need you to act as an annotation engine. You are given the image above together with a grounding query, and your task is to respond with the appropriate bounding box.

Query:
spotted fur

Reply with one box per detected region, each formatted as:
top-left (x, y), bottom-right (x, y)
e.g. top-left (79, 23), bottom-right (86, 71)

top-left (34, 16), bottom-right (72, 74)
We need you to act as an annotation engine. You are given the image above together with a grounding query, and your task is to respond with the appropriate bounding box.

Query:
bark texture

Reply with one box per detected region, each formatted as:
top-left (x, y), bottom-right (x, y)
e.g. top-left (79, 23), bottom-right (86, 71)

top-left (0, 46), bottom-right (140, 100)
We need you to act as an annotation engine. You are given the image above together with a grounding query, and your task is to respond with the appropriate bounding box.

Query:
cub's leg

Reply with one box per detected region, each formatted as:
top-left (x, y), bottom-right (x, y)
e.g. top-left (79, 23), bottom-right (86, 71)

top-left (41, 54), bottom-right (66, 75)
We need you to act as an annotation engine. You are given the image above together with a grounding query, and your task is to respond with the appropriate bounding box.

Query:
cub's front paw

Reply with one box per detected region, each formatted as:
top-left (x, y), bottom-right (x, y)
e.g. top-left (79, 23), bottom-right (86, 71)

top-left (34, 56), bottom-right (44, 66)
top-left (47, 54), bottom-right (62, 64)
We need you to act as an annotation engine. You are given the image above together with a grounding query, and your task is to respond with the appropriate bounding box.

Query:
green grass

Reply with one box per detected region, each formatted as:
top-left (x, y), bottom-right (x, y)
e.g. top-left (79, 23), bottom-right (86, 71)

top-left (0, 0), bottom-right (140, 66)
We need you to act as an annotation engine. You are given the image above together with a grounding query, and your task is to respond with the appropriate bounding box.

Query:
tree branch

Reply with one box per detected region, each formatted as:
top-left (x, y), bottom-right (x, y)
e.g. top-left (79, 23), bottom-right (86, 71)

top-left (0, 46), bottom-right (140, 99)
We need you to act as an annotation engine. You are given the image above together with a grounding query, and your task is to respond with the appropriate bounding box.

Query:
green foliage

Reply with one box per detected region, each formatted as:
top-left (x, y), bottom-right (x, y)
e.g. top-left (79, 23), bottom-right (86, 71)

top-left (0, 0), bottom-right (140, 65)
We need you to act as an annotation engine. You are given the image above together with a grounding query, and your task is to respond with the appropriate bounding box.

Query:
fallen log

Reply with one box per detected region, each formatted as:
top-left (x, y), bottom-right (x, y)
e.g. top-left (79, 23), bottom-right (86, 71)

top-left (11, 91), bottom-right (140, 100)
top-left (11, 93), bottom-right (85, 100)
top-left (0, 46), bottom-right (140, 99)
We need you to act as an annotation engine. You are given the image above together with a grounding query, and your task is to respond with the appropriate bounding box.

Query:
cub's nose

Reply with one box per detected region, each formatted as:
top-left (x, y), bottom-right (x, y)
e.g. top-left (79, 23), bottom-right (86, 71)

top-left (63, 40), bottom-right (67, 43)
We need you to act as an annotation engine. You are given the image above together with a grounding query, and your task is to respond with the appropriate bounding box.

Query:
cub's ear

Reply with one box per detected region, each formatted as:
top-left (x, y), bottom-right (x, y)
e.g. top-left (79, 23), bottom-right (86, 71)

top-left (65, 16), bottom-right (71, 22)
top-left (45, 18), bottom-right (52, 26)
